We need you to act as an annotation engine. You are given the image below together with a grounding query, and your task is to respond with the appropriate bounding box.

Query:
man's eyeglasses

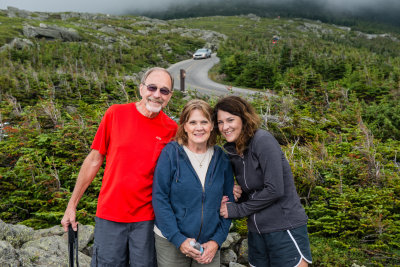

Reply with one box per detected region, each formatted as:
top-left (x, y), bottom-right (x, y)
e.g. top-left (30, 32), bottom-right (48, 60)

top-left (142, 83), bottom-right (172, 95)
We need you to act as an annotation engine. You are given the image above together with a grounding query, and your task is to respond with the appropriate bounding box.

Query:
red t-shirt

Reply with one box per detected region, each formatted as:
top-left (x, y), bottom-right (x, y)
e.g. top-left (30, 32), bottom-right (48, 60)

top-left (91, 103), bottom-right (177, 222)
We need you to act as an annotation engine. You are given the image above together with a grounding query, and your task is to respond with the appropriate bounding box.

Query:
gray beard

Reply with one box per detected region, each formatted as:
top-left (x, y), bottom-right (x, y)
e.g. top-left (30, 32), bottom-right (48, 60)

top-left (145, 103), bottom-right (162, 113)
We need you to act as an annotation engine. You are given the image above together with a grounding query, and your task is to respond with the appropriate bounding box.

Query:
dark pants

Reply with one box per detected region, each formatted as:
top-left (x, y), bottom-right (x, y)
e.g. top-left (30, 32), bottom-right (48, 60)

top-left (91, 217), bottom-right (156, 267)
top-left (248, 225), bottom-right (312, 267)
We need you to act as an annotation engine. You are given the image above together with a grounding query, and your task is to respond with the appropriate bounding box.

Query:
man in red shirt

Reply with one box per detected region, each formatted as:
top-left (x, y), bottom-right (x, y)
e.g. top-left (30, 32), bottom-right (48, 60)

top-left (61, 67), bottom-right (178, 266)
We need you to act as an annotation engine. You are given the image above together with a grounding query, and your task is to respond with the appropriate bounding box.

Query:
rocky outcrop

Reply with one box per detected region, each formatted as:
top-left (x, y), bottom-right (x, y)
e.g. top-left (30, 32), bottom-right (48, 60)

top-left (6, 6), bottom-right (49, 21)
top-left (0, 38), bottom-right (34, 52)
top-left (0, 218), bottom-right (250, 266)
top-left (0, 219), bottom-right (93, 266)
top-left (23, 24), bottom-right (81, 41)
top-left (5, 6), bottom-right (122, 21)
top-left (168, 27), bottom-right (227, 50)
top-left (220, 232), bottom-right (249, 266)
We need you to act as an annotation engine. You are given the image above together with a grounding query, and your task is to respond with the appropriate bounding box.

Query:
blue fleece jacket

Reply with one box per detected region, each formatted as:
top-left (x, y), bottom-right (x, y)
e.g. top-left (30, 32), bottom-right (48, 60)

top-left (153, 141), bottom-right (234, 249)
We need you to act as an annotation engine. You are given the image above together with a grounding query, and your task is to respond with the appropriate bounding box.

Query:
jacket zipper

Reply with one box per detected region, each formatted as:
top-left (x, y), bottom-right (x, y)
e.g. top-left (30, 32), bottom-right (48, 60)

top-left (241, 156), bottom-right (250, 191)
top-left (196, 149), bottom-right (215, 241)
top-left (177, 143), bottom-right (216, 242)
top-left (243, 156), bottom-right (261, 234)
top-left (196, 188), bottom-right (205, 241)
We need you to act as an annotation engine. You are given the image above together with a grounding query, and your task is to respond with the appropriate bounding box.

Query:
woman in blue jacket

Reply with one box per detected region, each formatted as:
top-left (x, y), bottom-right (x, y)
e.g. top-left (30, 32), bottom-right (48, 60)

top-left (153, 99), bottom-right (234, 267)
top-left (214, 96), bottom-right (312, 267)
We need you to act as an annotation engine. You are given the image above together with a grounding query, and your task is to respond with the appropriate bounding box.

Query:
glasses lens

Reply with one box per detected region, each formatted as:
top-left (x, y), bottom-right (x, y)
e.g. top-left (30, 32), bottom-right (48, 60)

top-left (159, 88), bottom-right (171, 95)
top-left (146, 85), bottom-right (158, 92)
top-left (145, 84), bottom-right (171, 95)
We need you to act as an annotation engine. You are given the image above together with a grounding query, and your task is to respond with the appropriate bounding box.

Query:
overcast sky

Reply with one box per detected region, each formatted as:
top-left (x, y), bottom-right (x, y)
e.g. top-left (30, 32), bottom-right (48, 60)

top-left (1, 0), bottom-right (399, 15)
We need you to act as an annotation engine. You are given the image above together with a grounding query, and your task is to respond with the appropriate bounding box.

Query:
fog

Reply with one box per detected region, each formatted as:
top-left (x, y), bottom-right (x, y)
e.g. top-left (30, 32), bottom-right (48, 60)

top-left (1, 0), bottom-right (399, 15)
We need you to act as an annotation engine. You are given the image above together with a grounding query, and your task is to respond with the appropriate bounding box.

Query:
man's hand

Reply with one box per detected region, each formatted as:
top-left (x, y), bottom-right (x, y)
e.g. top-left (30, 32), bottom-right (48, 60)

top-left (220, 196), bottom-right (229, 219)
top-left (61, 206), bottom-right (78, 232)
top-left (196, 240), bottom-right (219, 264)
top-left (233, 184), bottom-right (242, 202)
top-left (179, 238), bottom-right (202, 259)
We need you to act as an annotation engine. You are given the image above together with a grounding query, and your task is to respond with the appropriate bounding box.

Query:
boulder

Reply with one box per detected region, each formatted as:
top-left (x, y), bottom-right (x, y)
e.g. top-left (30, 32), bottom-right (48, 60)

top-left (99, 26), bottom-right (117, 35)
top-left (229, 262), bottom-right (247, 267)
top-left (0, 219), bottom-right (34, 248)
top-left (0, 220), bottom-right (93, 266)
top-left (10, 38), bottom-right (34, 49)
top-left (33, 225), bottom-right (65, 239)
top-left (237, 238), bottom-right (249, 264)
top-left (23, 24), bottom-right (81, 41)
top-left (221, 232), bottom-right (241, 249)
top-left (221, 249), bottom-right (237, 265)
top-left (7, 6), bottom-right (32, 19)
top-left (0, 38), bottom-right (34, 52)
top-left (0, 240), bottom-right (20, 266)
top-left (75, 224), bottom-right (94, 251)
top-left (20, 235), bottom-right (91, 266)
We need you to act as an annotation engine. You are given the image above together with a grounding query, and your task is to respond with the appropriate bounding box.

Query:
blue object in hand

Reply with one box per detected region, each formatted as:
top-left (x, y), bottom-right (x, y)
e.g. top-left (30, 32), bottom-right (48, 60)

top-left (190, 240), bottom-right (204, 255)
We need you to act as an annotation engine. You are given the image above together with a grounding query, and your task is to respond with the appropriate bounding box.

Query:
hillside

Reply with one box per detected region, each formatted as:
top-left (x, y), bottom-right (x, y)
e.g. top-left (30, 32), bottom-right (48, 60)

top-left (0, 7), bottom-right (399, 266)
top-left (139, 0), bottom-right (400, 34)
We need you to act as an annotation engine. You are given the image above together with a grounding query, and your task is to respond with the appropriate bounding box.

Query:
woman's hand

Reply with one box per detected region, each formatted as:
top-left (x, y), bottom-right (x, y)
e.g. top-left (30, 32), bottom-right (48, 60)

top-left (220, 196), bottom-right (229, 218)
top-left (196, 240), bottom-right (219, 264)
top-left (179, 238), bottom-right (202, 259)
top-left (233, 184), bottom-right (242, 202)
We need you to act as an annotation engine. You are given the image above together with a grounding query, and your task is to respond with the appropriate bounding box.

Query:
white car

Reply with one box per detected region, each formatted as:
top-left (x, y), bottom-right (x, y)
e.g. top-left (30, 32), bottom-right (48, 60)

top-left (193, 48), bottom-right (212, 60)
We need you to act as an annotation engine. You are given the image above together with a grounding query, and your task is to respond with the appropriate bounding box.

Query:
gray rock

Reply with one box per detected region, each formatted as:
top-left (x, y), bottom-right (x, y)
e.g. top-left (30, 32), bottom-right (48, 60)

top-left (7, 6), bottom-right (32, 19)
top-left (159, 29), bottom-right (170, 34)
top-left (97, 34), bottom-right (117, 43)
top-left (220, 249), bottom-right (237, 265)
top-left (0, 38), bottom-right (34, 52)
top-left (229, 262), bottom-right (247, 267)
top-left (137, 29), bottom-right (150, 35)
top-left (23, 24), bottom-right (81, 41)
top-left (0, 220), bottom-right (34, 248)
top-left (10, 38), bottom-right (34, 49)
top-left (0, 220), bottom-right (94, 266)
top-left (6, 6), bottom-right (49, 20)
top-left (132, 21), bottom-right (154, 27)
top-left (245, 13), bottom-right (261, 22)
top-left (237, 238), bottom-right (248, 264)
top-left (0, 240), bottom-right (20, 266)
top-left (60, 12), bottom-right (117, 21)
top-left (163, 43), bottom-right (172, 53)
top-left (221, 232), bottom-right (241, 249)
top-left (75, 224), bottom-right (94, 251)
top-left (82, 243), bottom-right (94, 257)
top-left (99, 26), bottom-right (117, 35)
top-left (20, 235), bottom-right (91, 266)
top-left (33, 225), bottom-right (65, 239)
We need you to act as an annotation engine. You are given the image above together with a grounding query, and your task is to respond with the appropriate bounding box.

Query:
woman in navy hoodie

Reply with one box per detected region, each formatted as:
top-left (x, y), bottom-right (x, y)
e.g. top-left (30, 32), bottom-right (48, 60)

top-left (153, 99), bottom-right (234, 267)
top-left (214, 96), bottom-right (312, 267)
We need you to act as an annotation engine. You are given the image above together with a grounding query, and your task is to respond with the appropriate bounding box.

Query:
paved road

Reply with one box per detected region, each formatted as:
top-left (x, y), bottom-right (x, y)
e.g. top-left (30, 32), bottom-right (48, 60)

top-left (168, 54), bottom-right (271, 97)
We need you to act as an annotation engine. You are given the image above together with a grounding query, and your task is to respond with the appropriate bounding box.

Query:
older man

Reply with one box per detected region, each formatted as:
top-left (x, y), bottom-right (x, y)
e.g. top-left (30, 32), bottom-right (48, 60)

top-left (61, 67), bottom-right (177, 267)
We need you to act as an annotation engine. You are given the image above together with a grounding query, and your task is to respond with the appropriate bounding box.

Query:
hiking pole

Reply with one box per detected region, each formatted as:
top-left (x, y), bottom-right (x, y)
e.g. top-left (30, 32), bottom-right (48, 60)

top-left (68, 224), bottom-right (79, 267)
